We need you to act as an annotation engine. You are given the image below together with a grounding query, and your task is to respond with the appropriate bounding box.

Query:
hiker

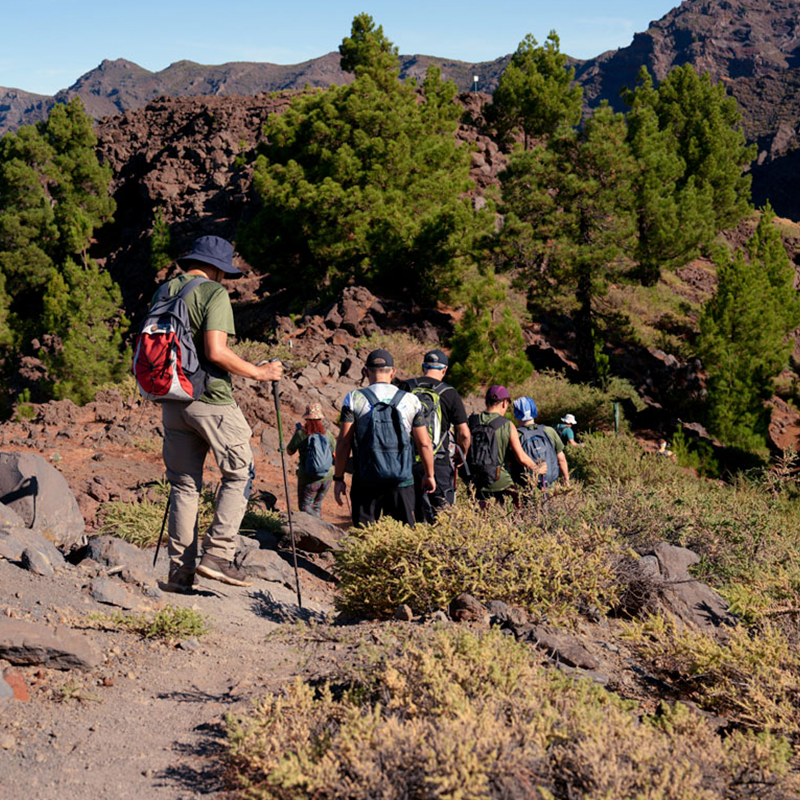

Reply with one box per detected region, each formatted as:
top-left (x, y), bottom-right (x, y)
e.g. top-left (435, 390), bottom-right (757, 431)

top-left (333, 348), bottom-right (435, 527)
top-left (464, 385), bottom-right (540, 507)
top-left (512, 397), bottom-right (570, 487)
top-left (151, 236), bottom-right (282, 592)
top-left (556, 413), bottom-right (582, 447)
top-left (400, 349), bottom-right (471, 523)
top-left (286, 403), bottom-right (337, 518)
top-left (656, 439), bottom-right (675, 458)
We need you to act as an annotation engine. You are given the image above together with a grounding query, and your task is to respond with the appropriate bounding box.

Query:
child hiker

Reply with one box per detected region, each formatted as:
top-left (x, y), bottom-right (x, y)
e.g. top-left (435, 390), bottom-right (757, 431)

top-left (287, 403), bottom-right (337, 518)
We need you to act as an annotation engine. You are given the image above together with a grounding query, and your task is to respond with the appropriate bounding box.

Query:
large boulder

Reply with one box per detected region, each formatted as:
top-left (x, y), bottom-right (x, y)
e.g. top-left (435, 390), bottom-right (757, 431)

top-left (84, 534), bottom-right (157, 588)
top-left (0, 526), bottom-right (67, 572)
top-left (631, 543), bottom-right (737, 633)
top-left (285, 511), bottom-right (342, 553)
top-left (0, 452), bottom-right (85, 551)
top-left (0, 619), bottom-right (101, 670)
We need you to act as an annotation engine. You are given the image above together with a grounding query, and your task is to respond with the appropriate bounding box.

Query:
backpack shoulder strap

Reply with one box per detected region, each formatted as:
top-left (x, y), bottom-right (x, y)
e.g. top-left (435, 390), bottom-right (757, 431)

top-left (434, 382), bottom-right (452, 396)
top-left (176, 276), bottom-right (210, 300)
top-left (489, 416), bottom-right (508, 431)
top-left (388, 388), bottom-right (406, 408)
top-left (357, 386), bottom-right (378, 407)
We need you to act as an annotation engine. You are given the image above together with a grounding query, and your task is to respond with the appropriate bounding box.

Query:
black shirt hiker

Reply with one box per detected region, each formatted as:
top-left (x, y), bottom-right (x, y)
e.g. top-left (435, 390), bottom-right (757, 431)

top-left (400, 349), bottom-right (471, 523)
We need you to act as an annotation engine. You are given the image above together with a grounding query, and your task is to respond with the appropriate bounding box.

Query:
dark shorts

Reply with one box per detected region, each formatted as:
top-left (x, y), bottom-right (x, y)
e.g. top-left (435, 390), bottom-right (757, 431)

top-left (351, 482), bottom-right (416, 527)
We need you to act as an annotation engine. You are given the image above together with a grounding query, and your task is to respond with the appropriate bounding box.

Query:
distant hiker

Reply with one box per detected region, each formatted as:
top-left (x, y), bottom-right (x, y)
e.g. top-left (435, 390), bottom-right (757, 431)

top-left (400, 349), bottom-right (471, 523)
top-left (556, 413), bottom-right (582, 447)
top-left (464, 385), bottom-right (540, 507)
top-left (143, 235), bottom-right (283, 593)
top-left (656, 439), bottom-right (675, 458)
top-left (333, 349), bottom-right (435, 527)
top-left (512, 397), bottom-right (570, 488)
top-left (287, 403), bottom-right (337, 518)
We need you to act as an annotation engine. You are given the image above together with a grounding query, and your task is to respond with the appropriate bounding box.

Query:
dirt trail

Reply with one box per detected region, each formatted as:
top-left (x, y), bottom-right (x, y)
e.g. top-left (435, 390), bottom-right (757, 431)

top-left (0, 545), bottom-right (335, 800)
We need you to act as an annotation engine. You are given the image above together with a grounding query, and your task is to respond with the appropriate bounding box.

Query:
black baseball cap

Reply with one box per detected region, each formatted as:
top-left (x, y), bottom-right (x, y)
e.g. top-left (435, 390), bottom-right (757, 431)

top-left (365, 349), bottom-right (394, 368)
top-left (423, 349), bottom-right (449, 368)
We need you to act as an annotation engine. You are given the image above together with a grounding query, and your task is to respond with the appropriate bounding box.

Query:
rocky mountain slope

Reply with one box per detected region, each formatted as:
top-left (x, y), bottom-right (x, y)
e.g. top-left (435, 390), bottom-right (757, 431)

top-left (0, 53), bottom-right (509, 135)
top-left (5, 1), bottom-right (800, 213)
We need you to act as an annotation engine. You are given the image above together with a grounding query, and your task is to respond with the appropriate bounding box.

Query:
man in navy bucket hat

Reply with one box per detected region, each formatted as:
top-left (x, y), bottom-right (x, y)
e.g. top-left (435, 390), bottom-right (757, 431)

top-left (155, 235), bottom-right (282, 592)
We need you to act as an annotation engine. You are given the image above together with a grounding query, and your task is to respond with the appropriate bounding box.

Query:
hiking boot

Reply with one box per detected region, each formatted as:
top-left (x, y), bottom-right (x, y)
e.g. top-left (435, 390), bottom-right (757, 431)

top-left (196, 553), bottom-right (253, 587)
top-left (161, 565), bottom-right (196, 594)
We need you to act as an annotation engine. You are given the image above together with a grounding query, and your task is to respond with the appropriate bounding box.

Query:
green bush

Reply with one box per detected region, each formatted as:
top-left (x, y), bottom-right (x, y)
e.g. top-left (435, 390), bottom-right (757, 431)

top-left (624, 615), bottom-right (800, 735)
top-left (334, 501), bottom-right (628, 619)
top-left (566, 432), bottom-right (682, 486)
top-left (225, 627), bottom-right (799, 799)
top-left (510, 371), bottom-right (643, 433)
top-left (97, 605), bottom-right (210, 643)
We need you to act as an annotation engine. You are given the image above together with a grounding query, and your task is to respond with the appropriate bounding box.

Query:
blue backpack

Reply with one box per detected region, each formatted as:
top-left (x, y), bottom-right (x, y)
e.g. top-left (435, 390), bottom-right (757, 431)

top-left (353, 386), bottom-right (413, 486)
top-left (305, 433), bottom-right (333, 479)
top-left (517, 425), bottom-right (560, 487)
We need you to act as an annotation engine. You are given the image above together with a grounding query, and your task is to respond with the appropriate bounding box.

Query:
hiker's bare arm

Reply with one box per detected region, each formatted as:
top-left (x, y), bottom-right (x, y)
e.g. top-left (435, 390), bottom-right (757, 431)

top-left (567, 438), bottom-right (581, 447)
top-left (333, 422), bottom-right (355, 506)
top-left (204, 330), bottom-right (283, 381)
top-left (557, 451), bottom-right (570, 485)
top-left (454, 422), bottom-right (471, 457)
top-left (508, 426), bottom-right (539, 472)
top-left (411, 426), bottom-right (436, 493)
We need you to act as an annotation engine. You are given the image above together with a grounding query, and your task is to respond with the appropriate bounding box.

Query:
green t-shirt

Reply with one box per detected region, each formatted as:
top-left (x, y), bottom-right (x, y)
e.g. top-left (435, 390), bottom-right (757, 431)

top-left (153, 274), bottom-right (236, 405)
top-left (287, 428), bottom-right (337, 484)
top-left (477, 411), bottom-right (514, 493)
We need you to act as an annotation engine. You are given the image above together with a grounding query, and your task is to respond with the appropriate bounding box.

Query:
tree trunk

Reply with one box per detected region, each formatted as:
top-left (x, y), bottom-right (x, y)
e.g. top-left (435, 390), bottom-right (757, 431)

top-left (575, 266), bottom-right (596, 381)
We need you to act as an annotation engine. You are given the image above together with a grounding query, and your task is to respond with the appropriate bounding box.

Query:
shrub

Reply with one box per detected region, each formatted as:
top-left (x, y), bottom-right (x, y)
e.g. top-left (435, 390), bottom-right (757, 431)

top-left (623, 615), bottom-right (800, 736)
top-left (95, 605), bottom-right (210, 643)
top-left (355, 331), bottom-right (428, 380)
top-left (225, 627), bottom-right (800, 799)
top-left (566, 432), bottom-right (683, 486)
top-left (510, 371), bottom-right (643, 433)
top-left (334, 501), bottom-right (627, 619)
top-left (97, 482), bottom-right (214, 548)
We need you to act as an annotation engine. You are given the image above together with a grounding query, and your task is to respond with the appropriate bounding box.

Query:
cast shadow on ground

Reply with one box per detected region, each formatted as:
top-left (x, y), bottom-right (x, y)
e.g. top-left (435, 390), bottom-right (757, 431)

top-left (249, 588), bottom-right (329, 624)
top-left (161, 719), bottom-right (229, 795)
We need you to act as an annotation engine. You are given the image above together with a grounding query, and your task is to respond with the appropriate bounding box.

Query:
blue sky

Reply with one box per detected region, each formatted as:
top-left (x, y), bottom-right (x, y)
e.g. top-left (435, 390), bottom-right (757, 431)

top-left (2, 0), bottom-right (677, 95)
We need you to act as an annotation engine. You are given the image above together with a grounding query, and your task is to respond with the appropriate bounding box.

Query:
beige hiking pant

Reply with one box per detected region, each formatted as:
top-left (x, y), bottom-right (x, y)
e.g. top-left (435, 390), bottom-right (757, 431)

top-left (162, 401), bottom-right (254, 569)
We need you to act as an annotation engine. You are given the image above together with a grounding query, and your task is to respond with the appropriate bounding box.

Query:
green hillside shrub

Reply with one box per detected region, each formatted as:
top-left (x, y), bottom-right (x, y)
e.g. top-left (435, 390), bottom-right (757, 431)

top-left (225, 627), bottom-right (799, 799)
top-left (334, 500), bottom-right (627, 619)
top-left (510, 372), bottom-right (643, 432)
top-left (624, 615), bottom-right (800, 736)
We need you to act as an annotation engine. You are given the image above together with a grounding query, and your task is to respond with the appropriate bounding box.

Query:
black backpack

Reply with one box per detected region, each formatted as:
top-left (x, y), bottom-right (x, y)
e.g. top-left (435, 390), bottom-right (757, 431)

top-left (352, 386), bottom-right (414, 486)
top-left (514, 425), bottom-right (560, 487)
top-left (465, 414), bottom-right (508, 488)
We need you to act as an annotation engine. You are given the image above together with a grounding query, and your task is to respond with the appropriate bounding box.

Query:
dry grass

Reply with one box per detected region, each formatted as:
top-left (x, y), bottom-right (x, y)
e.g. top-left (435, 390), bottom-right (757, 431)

top-left (225, 627), bottom-right (800, 799)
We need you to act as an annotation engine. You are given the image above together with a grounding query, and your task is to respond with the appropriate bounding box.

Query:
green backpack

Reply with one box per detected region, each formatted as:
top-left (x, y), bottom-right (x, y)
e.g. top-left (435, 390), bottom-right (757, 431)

top-left (405, 379), bottom-right (452, 459)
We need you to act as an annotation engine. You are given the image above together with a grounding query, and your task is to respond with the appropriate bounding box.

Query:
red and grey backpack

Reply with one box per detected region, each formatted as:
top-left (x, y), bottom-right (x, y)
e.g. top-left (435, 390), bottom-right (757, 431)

top-left (132, 276), bottom-right (210, 402)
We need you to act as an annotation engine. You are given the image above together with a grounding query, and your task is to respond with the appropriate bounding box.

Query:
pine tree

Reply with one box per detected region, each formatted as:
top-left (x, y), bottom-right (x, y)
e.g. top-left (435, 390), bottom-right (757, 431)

top-left (698, 207), bottom-right (800, 452)
top-left (490, 32), bottom-right (582, 149)
top-left (648, 65), bottom-right (755, 234)
top-left (41, 259), bottom-right (130, 403)
top-left (0, 97), bottom-right (126, 404)
top-left (499, 104), bottom-right (638, 380)
top-left (448, 272), bottom-right (532, 394)
top-left (240, 15), bottom-right (492, 303)
top-left (623, 69), bottom-right (714, 286)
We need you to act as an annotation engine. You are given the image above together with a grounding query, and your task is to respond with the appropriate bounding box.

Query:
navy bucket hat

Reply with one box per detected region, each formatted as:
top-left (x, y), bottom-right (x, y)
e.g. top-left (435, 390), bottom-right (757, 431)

top-left (178, 235), bottom-right (243, 277)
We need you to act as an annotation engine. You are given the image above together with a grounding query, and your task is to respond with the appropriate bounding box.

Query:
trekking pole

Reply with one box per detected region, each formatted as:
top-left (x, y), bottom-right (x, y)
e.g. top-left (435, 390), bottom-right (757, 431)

top-left (153, 492), bottom-right (171, 568)
top-left (267, 362), bottom-right (303, 608)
